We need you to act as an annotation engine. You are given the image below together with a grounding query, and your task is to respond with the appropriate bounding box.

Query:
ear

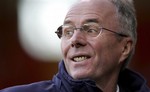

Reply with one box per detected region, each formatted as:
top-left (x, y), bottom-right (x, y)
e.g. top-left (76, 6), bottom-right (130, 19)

top-left (119, 38), bottom-right (133, 63)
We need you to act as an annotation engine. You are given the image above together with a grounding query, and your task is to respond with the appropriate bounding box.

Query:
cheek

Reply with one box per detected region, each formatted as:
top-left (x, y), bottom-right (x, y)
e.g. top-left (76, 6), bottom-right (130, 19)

top-left (95, 39), bottom-right (122, 69)
top-left (91, 37), bottom-right (120, 65)
top-left (61, 40), bottom-right (70, 58)
top-left (61, 40), bottom-right (66, 57)
top-left (90, 42), bottom-right (120, 79)
top-left (89, 39), bottom-right (103, 58)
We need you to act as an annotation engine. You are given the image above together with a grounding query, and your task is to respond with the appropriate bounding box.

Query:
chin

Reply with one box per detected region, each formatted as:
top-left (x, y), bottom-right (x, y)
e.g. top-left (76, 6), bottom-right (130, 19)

top-left (70, 70), bottom-right (92, 80)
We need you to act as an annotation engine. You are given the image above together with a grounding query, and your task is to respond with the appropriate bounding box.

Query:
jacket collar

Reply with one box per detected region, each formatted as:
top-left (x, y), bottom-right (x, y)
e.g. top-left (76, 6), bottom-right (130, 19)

top-left (54, 60), bottom-right (150, 92)
top-left (118, 68), bottom-right (150, 92)
top-left (55, 60), bottom-right (102, 92)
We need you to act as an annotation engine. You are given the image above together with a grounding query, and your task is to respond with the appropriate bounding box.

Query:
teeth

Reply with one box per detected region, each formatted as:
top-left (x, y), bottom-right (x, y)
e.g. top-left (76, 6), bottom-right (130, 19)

top-left (73, 56), bottom-right (87, 62)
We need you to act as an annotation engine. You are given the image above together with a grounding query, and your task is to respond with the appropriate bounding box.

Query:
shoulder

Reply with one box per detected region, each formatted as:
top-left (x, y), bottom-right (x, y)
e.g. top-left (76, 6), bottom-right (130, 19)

top-left (0, 80), bottom-right (58, 92)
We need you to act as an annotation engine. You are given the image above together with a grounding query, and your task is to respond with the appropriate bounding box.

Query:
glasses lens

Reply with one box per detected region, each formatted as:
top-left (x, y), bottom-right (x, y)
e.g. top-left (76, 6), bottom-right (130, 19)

top-left (56, 23), bottom-right (102, 39)
top-left (83, 23), bottom-right (101, 37)
top-left (63, 25), bottom-right (74, 38)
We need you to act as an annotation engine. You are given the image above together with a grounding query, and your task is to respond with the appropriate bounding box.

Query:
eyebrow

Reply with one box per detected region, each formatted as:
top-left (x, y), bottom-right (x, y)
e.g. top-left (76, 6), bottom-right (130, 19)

top-left (63, 18), bottom-right (100, 25)
top-left (84, 18), bottom-right (100, 24)
top-left (63, 20), bottom-right (72, 25)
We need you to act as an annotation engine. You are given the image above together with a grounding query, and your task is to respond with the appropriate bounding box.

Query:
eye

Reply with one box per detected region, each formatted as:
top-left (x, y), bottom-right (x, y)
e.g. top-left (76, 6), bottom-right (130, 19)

top-left (65, 30), bottom-right (74, 37)
top-left (63, 26), bottom-right (74, 37)
top-left (87, 29), bottom-right (98, 34)
top-left (84, 25), bottom-right (99, 36)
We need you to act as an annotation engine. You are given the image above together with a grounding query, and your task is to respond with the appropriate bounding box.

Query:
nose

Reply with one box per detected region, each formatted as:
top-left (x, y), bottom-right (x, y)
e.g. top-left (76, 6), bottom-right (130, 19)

top-left (70, 30), bottom-right (87, 48)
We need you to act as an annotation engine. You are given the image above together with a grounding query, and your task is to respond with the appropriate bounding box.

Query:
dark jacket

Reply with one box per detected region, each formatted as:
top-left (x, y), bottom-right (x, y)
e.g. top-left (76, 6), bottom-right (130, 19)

top-left (1, 61), bottom-right (150, 92)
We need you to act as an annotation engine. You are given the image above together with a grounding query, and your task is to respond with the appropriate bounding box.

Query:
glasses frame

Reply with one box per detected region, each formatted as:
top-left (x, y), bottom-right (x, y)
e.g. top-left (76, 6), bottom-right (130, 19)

top-left (55, 25), bottom-right (128, 39)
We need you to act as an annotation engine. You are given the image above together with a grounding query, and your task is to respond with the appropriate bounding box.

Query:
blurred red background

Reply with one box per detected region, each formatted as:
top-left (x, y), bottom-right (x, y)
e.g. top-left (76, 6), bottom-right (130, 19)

top-left (0, 0), bottom-right (150, 89)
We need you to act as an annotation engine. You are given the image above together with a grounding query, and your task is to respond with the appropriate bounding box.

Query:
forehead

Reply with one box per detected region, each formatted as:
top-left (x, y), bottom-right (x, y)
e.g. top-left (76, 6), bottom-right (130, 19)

top-left (64, 0), bottom-right (117, 25)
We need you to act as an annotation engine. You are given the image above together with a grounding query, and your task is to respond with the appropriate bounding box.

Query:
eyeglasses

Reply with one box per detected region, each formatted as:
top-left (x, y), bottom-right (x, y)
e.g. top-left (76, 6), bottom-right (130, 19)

top-left (55, 23), bottom-right (128, 39)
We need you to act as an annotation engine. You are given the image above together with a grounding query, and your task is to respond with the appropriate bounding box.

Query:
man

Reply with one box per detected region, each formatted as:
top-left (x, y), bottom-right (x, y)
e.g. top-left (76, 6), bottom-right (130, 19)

top-left (1, 0), bottom-right (150, 92)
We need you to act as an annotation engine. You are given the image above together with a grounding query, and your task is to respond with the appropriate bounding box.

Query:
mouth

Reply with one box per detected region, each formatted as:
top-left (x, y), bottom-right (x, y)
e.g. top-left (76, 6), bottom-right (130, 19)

top-left (72, 55), bottom-right (91, 62)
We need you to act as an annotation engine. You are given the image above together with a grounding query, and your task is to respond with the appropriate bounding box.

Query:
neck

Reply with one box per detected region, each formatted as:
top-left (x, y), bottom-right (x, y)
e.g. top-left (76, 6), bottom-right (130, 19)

top-left (95, 68), bottom-right (120, 92)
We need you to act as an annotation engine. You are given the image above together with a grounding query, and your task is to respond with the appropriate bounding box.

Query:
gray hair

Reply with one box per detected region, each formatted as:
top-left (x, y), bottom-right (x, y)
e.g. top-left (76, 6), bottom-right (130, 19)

top-left (111, 0), bottom-right (137, 69)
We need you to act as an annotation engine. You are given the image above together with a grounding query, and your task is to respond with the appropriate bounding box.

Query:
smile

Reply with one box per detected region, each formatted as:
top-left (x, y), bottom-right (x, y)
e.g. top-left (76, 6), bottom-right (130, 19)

top-left (72, 56), bottom-right (90, 62)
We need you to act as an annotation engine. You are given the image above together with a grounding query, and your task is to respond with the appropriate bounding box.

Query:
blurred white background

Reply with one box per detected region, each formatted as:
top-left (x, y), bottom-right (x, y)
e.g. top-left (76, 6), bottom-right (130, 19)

top-left (18, 0), bottom-right (76, 62)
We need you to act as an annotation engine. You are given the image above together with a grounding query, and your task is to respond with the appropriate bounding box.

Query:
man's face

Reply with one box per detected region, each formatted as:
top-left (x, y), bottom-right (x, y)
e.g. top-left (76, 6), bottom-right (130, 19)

top-left (61, 0), bottom-right (124, 81)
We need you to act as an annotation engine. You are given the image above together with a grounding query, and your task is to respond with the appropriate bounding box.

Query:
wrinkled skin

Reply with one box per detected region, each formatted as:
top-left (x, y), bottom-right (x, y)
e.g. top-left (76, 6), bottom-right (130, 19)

top-left (61, 0), bottom-right (132, 91)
